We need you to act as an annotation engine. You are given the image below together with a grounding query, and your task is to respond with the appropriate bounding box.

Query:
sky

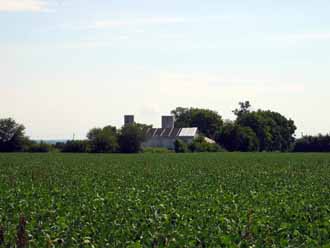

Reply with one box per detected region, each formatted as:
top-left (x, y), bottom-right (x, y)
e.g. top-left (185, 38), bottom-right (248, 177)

top-left (1, 0), bottom-right (330, 139)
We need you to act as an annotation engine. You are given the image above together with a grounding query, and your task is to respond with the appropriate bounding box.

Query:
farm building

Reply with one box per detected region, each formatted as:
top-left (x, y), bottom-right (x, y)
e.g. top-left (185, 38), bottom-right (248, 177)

top-left (124, 115), bottom-right (214, 150)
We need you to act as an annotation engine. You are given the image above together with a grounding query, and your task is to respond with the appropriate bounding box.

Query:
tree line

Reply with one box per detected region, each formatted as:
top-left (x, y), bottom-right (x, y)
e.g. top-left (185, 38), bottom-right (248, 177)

top-left (0, 101), bottom-right (328, 153)
top-left (0, 120), bottom-right (148, 153)
top-left (172, 101), bottom-right (297, 152)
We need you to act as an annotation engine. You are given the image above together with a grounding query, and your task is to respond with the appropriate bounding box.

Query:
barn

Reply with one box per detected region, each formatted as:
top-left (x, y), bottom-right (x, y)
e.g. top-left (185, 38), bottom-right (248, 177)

top-left (124, 115), bottom-right (214, 150)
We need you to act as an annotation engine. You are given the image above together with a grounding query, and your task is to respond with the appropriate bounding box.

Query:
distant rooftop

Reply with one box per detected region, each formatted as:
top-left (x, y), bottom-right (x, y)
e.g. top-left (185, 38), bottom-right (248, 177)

top-left (145, 127), bottom-right (198, 138)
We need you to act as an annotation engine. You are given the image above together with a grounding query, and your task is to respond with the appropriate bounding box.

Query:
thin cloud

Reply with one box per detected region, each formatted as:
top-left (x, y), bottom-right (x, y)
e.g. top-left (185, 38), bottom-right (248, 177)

top-left (269, 32), bottom-right (330, 42)
top-left (0, 0), bottom-right (47, 12)
top-left (92, 17), bottom-right (188, 29)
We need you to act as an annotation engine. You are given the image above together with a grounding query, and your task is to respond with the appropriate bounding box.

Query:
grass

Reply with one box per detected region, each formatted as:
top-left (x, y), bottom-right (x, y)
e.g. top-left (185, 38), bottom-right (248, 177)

top-left (0, 153), bottom-right (330, 247)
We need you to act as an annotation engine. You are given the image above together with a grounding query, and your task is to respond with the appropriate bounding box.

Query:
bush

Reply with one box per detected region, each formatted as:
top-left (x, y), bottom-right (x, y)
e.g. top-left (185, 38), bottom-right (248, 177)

top-left (189, 136), bottom-right (224, 152)
top-left (293, 135), bottom-right (330, 152)
top-left (174, 139), bottom-right (189, 153)
top-left (61, 140), bottom-right (90, 153)
top-left (27, 142), bottom-right (52, 153)
top-left (54, 142), bottom-right (65, 151)
top-left (143, 147), bottom-right (172, 153)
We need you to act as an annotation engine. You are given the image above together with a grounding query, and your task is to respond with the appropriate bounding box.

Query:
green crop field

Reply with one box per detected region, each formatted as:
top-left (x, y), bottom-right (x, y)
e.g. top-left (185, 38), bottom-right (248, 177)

top-left (0, 153), bottom-right (330, 247)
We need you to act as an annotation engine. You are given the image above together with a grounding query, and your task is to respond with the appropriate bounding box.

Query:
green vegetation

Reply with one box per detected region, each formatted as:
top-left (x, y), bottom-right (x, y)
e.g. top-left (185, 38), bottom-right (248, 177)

top-left (234, 102), bottom-right (296, 152)
top-left (0, 153), bottom-right (330, 247)
top-left (172, 101), bottom-right (297, 152)
top-left (216, 123), bottom-right (259, 152)
top-left (1, 101), bottom-right (329, 153)
top-left (294, 134), bottom-right (330, 152)
top-left (0, 118), bottom-right (27, 152)
top-left (188, 136), bottom-right (223, 152)
top-left (174, 139), bottom-right (189, 153)
top-left (171, 107), bottom-right (223, 140)
top-left (142, 147), bottom-right (172, 153)
top-left (87, 126), bottom-right (118, 153)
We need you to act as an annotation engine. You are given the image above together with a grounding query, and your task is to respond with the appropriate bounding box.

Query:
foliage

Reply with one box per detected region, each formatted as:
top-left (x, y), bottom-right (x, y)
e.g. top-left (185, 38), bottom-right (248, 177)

top-left (27, 141), bottom-right (52, 153)
top-left (87, 125), bottom-right (118, 153)
top-left (174, 139), bottom-right (189, 153)
top-left (0, 153), bottom-right (330, 247)
top-left (171, 107), bottom-right (223, 139)
top-left (293, 134), bottom-right (330, 152)
top-left (61, 140), bottom-right (90, 153)
top-left (189, 136), bottom-right (223, 152)
top-left (143, 147), bottom-right (172, 153)
top-left (217, 122), bottom-right (259, 152)
top-left (0, 118), bottom-right (27, 152)
top-left (53, 142), bottom-right (65, 151)
top-left (233, 101), bottom-right (251, 117)
top-left (235, 103), bottom-right (296, 151)
top-left (118, 124), bottom-right (147, 153)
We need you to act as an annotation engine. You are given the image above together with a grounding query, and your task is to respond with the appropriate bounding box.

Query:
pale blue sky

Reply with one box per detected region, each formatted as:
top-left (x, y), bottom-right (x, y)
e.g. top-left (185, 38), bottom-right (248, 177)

top-left (1, 0), bottom-right (330, 139)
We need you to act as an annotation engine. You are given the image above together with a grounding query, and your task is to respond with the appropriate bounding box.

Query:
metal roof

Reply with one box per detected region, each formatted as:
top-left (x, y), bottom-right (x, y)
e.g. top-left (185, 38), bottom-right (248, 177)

top-left (145, 127), bottom-right (197, 138)
top-left (178, 127), bottom-right (198, 137)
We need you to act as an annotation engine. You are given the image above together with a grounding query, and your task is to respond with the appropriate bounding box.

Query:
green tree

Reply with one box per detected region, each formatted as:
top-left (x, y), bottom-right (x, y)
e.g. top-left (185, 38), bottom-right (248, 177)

top-left (294, 134), bottom-right (330, 152)
top-left (233, 101), bottom-right (251, 117)
top-left (118, 124), bottom-right (147, 153)
top-left (61, 140), bottom-right (90, 153)
top-left (171, 107), bottom-right (223, 139)
top-left (0, 118), bottom-right (27, 152)
top-left (234, 102), bottom-right (296, 151)
top-left (216, 122), bottom-right (259, 152)
top-left (87, 125), bottom-right (118, 153)
top-left (27, 141), bottom-right (52, 153)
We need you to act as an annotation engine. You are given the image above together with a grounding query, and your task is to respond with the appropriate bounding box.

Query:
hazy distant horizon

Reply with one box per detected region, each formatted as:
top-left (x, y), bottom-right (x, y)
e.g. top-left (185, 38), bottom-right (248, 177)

top-left (1, 0), bottom-right (329, 139)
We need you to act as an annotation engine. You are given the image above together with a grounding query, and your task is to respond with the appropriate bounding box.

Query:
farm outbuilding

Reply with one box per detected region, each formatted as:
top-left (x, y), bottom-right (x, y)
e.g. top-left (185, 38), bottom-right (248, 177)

top-left (124, 115), bottom-right (213, 150)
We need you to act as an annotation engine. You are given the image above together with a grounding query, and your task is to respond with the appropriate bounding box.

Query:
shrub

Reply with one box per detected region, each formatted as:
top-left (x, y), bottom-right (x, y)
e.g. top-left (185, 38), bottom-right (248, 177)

top-left (293, 135), bottom-right (330, 152)
top-left (61, 140), bottom-right (90, 153)
top-left (174, 139), bottom-right (189, 153)
top-left (143, 147), bottom-right (172, 153)
top-left (27, 142), bottom-right (52, 153)
top-left (189, 136), bottom-right (224, 152)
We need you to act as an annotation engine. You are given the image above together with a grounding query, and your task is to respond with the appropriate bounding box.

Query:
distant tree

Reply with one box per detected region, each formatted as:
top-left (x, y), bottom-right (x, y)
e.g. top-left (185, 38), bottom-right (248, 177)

top-left (0, 118), bottom-right (27, 152)
top-left (61, 140), bottom-right (90, 153)
top-left (87, 125), bottom-right (118, 153)
top-left (118, 124), bottom-right (147, 153)
top-left (27, 141), bottom-right (52, 153)
top-left (171, 107), bottom-right (223, 139)
top-left (294, 134), bottom-right (330, 152)
top-left (233, 101), bottom-right (251, 117)
top-left (234, 102), bottom-right (296, 151)
top-left (54, 142), bottom-right (65, 151)
top-left (216, 122), bottom-right (259, 152)
top-left (174, 139), bottom-right (189, 153)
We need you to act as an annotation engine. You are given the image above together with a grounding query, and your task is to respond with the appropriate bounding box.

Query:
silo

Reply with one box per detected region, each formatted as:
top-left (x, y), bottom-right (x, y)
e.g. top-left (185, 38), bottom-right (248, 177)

top-left (161, 116), bottom-right (175, 129)
top-left (124, 115), bottom-right (134, 125)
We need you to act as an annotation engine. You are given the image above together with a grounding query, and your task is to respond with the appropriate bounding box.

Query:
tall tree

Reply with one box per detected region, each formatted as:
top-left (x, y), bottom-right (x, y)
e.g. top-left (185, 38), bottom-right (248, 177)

top-left (87, 125), bottom-right (118, 153)
top-left (171, 107), bottom-right (223, 139)
top-left (234, 102), bottom-right (296, 151)
top-left (216, 122), bottom-right (259, 152)
top-left (0, 118), bottom-right (27, 152)
top-left (118, 124), bottom-right (147, 153)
